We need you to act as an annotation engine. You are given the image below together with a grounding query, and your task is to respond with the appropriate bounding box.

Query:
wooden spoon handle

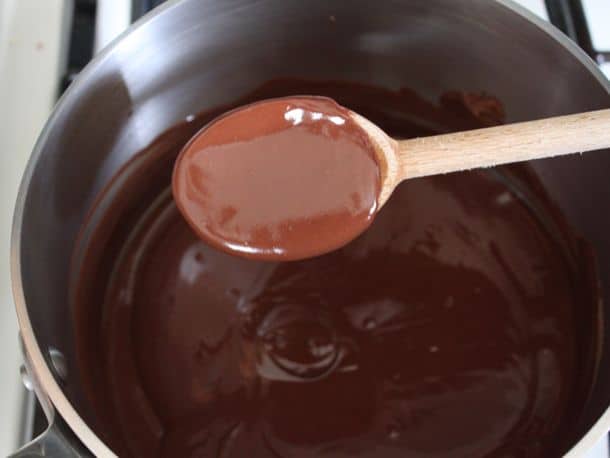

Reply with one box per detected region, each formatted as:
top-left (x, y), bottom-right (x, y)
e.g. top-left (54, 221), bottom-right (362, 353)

top-left (396, 108), bottom-right (610, 180)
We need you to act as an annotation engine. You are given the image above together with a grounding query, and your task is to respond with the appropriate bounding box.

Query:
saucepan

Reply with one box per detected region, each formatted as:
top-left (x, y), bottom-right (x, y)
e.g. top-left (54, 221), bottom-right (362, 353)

top-left (10, 0), bottom-right (610, 456)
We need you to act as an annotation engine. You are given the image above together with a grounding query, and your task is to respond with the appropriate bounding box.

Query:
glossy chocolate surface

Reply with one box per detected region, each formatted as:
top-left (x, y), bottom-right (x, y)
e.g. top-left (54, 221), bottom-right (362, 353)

top-left (73, 80), bottom-right (599, 458)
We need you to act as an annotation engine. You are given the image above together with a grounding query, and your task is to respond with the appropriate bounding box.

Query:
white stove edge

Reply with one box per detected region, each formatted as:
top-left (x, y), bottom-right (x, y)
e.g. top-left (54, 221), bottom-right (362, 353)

top-left (0, 0), bottom-right (608, 457)
top-left (0, 0), bottom-right (72, 455)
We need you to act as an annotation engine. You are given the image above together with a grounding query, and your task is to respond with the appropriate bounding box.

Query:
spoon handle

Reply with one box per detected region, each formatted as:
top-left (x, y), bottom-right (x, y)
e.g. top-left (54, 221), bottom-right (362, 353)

top-left (396, 108), bottom-right (610, 180)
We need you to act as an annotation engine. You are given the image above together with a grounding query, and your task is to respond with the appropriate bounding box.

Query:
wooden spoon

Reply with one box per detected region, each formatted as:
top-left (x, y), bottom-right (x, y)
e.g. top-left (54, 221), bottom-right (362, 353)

top-left (173, 97), bottom-right (610, 261)
top-left (352, 109), bottom-right (610, 208)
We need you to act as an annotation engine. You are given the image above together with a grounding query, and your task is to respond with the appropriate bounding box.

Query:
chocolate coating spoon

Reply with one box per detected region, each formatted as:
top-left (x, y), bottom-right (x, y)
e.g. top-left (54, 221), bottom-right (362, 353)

top-left (173, 96), bottom-right (610, 261)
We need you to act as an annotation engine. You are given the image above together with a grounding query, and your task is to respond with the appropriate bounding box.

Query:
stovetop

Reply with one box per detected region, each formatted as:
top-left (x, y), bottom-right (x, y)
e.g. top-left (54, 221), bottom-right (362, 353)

top-left (3, 0), bottom-right (609, 456)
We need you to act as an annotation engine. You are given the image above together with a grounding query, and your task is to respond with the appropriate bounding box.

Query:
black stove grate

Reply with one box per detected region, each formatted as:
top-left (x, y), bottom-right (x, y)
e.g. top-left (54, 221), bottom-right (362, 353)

top-left (545, 0), bottom-right (601, 61)
top-left (132, 0), bottom-right (167, 21)
top-left (61, 0), bottom-right (96, 93)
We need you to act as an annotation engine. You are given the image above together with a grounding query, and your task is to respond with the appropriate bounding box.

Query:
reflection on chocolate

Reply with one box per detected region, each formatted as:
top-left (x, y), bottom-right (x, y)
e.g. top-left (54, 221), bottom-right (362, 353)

top-left (173, 96), bottom-right (380, 261)
top-left (73, 80), bottom-right (599, 458)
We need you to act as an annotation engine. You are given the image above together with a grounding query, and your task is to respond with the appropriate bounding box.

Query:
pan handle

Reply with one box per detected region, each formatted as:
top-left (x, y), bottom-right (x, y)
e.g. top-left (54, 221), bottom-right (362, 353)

top-left (9, 420), bottom-right (89, 458)
top-left (9, 335), bottom-right (92, 457)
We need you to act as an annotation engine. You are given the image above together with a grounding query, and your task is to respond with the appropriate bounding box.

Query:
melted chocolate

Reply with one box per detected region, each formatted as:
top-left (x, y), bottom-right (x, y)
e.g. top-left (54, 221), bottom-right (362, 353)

top-left (72, 80), bottom-right (600, 458)
top-left (173, 96), bottom-right (380, 261)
